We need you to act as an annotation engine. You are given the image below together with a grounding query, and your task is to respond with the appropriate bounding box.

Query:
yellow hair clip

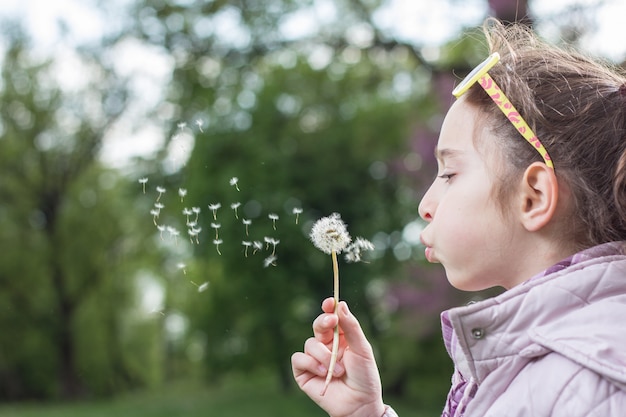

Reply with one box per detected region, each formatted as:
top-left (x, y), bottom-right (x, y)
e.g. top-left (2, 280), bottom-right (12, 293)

top-left (453, 52), bottom-right (554, 169)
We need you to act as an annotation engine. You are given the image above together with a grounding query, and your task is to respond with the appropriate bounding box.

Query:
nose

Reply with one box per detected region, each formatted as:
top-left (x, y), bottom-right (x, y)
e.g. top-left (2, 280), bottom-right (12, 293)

top-left (418, 185), bottom-right (435, 222)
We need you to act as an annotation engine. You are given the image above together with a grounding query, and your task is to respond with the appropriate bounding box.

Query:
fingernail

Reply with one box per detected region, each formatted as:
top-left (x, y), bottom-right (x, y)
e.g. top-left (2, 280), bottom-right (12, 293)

top-left (317, 364), bottom-right (327, 376)
top-left (333, 362), bottom-right (344, 376)
top-left (341, 302), bottom-right (350, 316)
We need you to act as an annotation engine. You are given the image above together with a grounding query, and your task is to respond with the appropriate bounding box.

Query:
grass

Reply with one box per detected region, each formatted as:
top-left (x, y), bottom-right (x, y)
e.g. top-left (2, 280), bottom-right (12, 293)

top-left (0, 373), bottom-right (439, 417)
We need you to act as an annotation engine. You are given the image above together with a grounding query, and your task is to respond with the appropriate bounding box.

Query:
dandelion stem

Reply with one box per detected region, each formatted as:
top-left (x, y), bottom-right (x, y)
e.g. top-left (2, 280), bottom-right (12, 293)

top-left (321, 250), bottom-right (340, 396)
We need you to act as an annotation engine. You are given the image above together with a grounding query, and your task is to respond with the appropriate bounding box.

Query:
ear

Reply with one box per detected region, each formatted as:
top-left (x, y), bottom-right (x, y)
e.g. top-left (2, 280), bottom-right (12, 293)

top-left (518, 162), bottom-right (559, 232)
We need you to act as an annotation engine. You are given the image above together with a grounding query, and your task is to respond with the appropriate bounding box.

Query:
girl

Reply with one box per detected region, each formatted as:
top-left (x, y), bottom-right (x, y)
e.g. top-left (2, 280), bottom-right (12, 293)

top-left (291, 18), bottom-right (626, 417)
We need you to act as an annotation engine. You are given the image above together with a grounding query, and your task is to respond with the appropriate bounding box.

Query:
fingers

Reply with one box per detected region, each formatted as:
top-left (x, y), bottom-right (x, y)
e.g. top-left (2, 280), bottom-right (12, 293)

top-left (336, 301), bottom-right (373, 358)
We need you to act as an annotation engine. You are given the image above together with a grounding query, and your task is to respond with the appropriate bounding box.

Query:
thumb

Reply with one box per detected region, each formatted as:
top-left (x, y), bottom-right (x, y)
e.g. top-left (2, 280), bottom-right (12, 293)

top-left (338, 301), bottom-right (373, 357)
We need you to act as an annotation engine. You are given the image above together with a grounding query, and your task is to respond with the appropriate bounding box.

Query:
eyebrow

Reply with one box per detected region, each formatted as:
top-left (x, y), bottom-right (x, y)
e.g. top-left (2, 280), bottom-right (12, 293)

top-left (434, 147), bottom-right (464, 161)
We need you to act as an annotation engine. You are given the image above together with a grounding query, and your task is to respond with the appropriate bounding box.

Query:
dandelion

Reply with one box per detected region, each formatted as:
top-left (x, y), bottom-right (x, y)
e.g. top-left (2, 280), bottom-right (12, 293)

top-left (138, 177), bottom-right (148, 193)
top-left (263, 255), bottom-right (277, 268)
top-left (268, 213), bottom-right (279, 230)
top-left (150, 208), bottom-right (160, 225)
top-left (243, 218), bottom-right (252, 236)
top-left (182, 208), bottom-right (193, 223)
top-left (192, 206), bottom-right (201, 222)
top-left (213, 239), bottom-right (223, 255)
top-left (252, 240), bottom-right (263, 254)
top-left (156, 186), bottom-right (166, 202)
top-left (292, 207), bottom-right (303, 224)
top-left (230, 202), bottom-right (241, 219)
top-left (177, 262), bottom-right (187, 274)
top-left (167, 226), bottom-right (180, 245)
top-left (198, 281), bottom-right (210, 292)
top-left (229, 177), bottom-right (240, 191)
top-left (266, 237), bottom-right (280, 256)
top-left (208, 203), bottom-right (221, 220)
top-left (195, 119), bottom-right (204, 132)
top-left (211, 222), bottom-right (221, 239)
top-left (345, 237), bottom-right (375, 263)
top-left (188, 226), bottom-right (201, 244)
top-left (157, 224), bottom-right (166, 240)
top-left (309, 213), bottom-right (352, 396)
top-left (242, 240), bottom-right (252, 257)
top-left (178, 188), bottom-right (187, 202)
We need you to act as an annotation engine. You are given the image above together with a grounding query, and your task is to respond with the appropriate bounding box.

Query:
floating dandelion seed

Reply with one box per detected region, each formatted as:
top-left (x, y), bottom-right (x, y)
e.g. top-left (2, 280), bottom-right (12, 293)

top-left (344, 237), bottom-right (375, 263)
top-left (154, 202), bottom-right (164, 210)
top-left (177, 122), bottom-right (187, 130)
top-left (242, 241), bottom-right (252, 257)
top-left (268, 213), bottom-right (279, 230)
top-left (182, 208), bottom-right (192, 223)
top-left (243, 218), bottom-right (252, 236)
top-left (267, 237), bottom-right (280, 256)
top-left (231, 202), bottom-right (241, 219)
top-left (309, 213), bottom-right (352, 396)
top-left (155, 186), bottom-right (166, 202)
top-left (188, 226), bottom-right (201, 244)
top-left (192, 207), bottom-right (201, 222)
top-left (177, 262), bottom-right (187, 274)
top-left (195, 119), bottom-right (204, 132)
top-left (150, 208), bottom-right (160, 225)
top-left (213, 239), bottom-right (223, 255)
top-left (138, 177), bottom-right (148, 193)
top-left (211, 222), bottom-right (221, 239)
top-left (263, 255), bottom-right (277, 268)
top-left (157, 224), bottom-right (166, 240)
top-left (198, 281), bottom-right (210, 292)
top-left (186, 221), bottom-right (197, 229)
top-left (178, 188), bottom-right (187, 202)
top-left (229, 177), bottom-right (240, 191)
top-left (167, 226), bottom-right (180, 245)
top-left (292, 207), bottom-right (303, 224)
top-left (208, 203), bottom-right (221, 220)
top-left (252, 241), bottom-right (263, 254)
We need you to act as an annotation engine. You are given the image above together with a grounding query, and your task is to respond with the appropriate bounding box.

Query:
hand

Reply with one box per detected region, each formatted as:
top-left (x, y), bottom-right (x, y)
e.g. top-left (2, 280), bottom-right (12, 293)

top-left (291, 298), bottom-right (385, 417)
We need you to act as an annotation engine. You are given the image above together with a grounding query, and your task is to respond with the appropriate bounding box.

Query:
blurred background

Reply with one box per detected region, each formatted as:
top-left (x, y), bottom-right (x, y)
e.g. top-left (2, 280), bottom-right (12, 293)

top-left (0, 0), bottom-right (624, 415)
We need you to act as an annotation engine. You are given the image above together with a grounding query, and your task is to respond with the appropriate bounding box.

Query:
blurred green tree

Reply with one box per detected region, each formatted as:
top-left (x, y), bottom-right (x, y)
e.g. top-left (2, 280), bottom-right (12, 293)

top-left (0, 25), bottom-right (164, 399)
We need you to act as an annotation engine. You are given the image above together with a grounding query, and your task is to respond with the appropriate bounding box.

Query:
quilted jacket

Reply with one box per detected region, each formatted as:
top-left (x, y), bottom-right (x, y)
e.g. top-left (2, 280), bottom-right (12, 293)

top-left (444, 243), bottom-right (626, 416)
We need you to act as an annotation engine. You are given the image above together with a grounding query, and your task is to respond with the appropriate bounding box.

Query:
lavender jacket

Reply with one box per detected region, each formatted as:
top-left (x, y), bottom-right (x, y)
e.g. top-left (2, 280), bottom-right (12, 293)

top-left (441, 242), bottom-right (626, 416)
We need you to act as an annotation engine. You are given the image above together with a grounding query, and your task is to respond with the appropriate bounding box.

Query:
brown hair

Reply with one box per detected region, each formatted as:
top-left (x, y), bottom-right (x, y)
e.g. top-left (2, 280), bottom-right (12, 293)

top-left (464, 18), bottom-right (626, 249)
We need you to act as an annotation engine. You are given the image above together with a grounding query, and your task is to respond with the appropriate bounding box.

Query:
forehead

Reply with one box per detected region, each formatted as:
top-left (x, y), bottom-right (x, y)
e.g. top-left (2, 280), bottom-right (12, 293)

top-left (436, 98), bottom-right (495, 163)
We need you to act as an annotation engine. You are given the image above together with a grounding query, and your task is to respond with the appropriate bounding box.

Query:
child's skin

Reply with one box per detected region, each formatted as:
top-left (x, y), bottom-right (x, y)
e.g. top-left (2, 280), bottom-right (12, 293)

top-left (291, 95), bottom-right (579, 417)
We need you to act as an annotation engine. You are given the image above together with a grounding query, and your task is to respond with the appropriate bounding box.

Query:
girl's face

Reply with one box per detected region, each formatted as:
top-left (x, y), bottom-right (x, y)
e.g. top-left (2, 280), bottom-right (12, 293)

top-left (418, 99), bottom-right (527, 290)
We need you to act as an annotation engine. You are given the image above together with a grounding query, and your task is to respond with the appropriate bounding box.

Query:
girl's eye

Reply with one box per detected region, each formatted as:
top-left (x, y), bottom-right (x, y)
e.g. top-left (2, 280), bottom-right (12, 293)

top-left (437, 173), bottom-right (456, 182)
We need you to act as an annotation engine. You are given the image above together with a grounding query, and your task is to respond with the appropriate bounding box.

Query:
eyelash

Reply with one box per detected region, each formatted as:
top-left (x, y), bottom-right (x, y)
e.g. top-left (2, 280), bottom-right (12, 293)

top-left (437, 173), bottom-right (456, 182)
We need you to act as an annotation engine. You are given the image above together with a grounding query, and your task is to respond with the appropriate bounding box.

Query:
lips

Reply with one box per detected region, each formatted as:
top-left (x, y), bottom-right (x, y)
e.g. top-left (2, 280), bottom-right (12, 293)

top-left (420, 234), bottom-right (436, 263)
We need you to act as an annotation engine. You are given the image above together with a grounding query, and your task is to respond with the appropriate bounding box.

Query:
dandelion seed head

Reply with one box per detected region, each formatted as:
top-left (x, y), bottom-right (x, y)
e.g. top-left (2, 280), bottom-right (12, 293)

top-left (268, 213), bottom-right (279, 220)
top-left (243, 219), bottom-right (252, 225)
top-left (192, 207), bottom-right (201, 214)
top-left (150, 209), bottom-right (160, 216)
top-left (229, 177), bottom-right (239, 186)
top-left (187, 221), bottom-right (197, 227)
top-left (178, 188), bottom-right (187, 197)
top-left (183, 208), bottom-right (193, 216)
top-left (344, 237), bottom-right (375, 263)
top-left (264, 255), bottom-right (277, 268)
top-left (139, 177), bottom-right (148, 184)
top-left (231, 202), bottom-right (241, 209)
top-left (177, 262), bottom-right (186, 269)
top-left (210, 223), bottom-right (221, 229)
top-left (156, 186), bottom-right (166, 194)
top-left (310, 213), bottom-right (352, 255)
top-left (213, 239), bottom-right (223, 245)
top-left (154, 202), bottom-right (164, 209)
top-left (177, 122), bottom-right (187, 129)
top-left (242, 241), bottom-right (252, 246)
top-left (253, 241), bottom-right (263, 250)
top-left (208, 203), bottom-right (221, 210)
